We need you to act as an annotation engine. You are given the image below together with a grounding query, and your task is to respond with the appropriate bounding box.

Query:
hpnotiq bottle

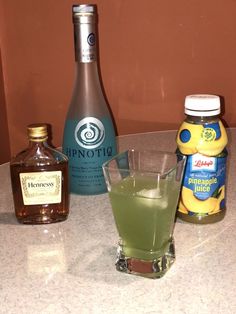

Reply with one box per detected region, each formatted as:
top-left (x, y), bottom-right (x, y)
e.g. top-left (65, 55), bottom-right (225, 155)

top-left (62, 4), bottom-right (117, 195)
top-left (176, 94), bottom-right (228, 224)
top-left (10, 124), bottom-right (69, 224)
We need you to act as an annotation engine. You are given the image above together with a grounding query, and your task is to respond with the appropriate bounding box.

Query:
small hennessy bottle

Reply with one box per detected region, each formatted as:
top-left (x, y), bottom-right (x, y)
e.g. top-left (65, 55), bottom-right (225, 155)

top-left (10, 124), bottom-right (69, 224)
top-left (62, 4), bottom-right (117, 195)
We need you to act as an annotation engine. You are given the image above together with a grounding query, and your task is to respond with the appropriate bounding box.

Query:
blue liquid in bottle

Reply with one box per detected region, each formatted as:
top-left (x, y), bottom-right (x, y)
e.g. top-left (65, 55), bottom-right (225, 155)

top-left (62, 5), bottom-right (117, 195)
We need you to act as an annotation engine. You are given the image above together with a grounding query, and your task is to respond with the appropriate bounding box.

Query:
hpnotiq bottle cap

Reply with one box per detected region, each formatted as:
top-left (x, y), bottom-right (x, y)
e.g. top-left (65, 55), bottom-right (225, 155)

top-left (184, 94), bottom-right (221, 117)
top-left (27, 124), bottom-right (48, 141)
top-left (72, 4), bottom-right (96, 14)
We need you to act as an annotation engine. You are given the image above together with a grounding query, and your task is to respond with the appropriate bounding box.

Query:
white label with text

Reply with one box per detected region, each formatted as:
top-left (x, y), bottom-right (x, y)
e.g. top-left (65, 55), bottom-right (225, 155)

top-left (20, 171), bottom-right (62, 205)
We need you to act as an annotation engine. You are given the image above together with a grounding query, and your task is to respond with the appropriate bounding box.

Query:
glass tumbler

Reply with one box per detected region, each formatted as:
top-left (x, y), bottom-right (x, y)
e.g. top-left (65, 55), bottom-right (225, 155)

top-left (103, 150), bottom-right (186, 278)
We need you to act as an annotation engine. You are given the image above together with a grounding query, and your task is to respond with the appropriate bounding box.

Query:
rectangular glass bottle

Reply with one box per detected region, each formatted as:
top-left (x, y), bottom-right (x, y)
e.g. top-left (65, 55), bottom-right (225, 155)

top-left (10, 124), bottom-right (69, 224)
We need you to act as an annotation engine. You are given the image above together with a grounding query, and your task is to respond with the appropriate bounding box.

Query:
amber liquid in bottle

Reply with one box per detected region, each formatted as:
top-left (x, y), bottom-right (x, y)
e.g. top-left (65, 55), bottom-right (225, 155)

top-left (10, 124), bottom-right (69, 224)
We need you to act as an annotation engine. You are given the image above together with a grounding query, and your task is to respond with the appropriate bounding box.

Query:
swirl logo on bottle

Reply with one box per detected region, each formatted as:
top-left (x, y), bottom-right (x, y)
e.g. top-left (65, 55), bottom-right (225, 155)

top-left (87, 33), bottom-right (95, 46)
top-left (74, 117), bottom-right (105, 149)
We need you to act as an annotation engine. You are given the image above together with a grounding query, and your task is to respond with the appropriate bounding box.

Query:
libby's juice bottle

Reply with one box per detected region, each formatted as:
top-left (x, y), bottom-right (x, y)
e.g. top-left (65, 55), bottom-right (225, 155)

top-left (176, 94), bottom-right (228, 224)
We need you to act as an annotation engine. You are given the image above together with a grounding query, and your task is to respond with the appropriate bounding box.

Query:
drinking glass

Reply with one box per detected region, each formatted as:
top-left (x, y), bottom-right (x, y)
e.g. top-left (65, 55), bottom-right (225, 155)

top-left (103, 150), bottom-right (186, 278)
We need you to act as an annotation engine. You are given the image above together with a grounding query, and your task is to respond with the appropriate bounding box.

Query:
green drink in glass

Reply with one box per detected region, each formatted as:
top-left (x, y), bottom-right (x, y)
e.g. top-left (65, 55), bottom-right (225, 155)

top-left (103, 150), bottom-right (185, 278)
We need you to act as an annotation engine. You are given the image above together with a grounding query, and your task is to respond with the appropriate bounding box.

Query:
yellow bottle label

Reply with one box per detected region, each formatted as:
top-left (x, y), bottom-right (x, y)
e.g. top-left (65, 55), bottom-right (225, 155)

top-left (20, 171), bottom-right (62, 205)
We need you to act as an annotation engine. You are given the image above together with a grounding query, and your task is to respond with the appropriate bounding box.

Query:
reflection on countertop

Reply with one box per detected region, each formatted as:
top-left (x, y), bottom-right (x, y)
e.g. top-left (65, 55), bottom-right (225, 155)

top-left (27, 228), bottom-right (66, 280)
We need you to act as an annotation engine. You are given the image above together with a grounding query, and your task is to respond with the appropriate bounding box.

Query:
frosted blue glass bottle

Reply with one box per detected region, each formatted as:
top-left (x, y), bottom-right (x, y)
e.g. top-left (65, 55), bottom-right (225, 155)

top-left (62, 4), bottom-right (117, 195)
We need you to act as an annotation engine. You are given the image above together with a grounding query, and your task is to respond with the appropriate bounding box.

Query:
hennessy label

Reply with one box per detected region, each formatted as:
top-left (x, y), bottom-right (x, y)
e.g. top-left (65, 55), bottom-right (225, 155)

top-left (19, 171), bottom-right (62, 205)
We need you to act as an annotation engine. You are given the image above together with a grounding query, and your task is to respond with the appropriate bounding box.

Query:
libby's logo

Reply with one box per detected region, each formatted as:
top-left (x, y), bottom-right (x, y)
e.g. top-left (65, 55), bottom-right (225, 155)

top-left (191, 154), bottom-right (216, 171)
top-left (194, 160), bottom-right (213, 168)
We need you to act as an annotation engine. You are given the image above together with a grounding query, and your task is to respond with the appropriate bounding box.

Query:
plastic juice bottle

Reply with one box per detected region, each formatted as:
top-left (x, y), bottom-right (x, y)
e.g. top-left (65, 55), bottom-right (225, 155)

top-left (176, 94), bottom-right (228, 224)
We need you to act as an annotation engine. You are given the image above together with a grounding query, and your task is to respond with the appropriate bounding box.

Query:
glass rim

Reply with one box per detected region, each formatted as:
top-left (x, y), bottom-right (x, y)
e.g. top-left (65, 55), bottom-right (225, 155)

top-left (102, 149), bottom-right (186, 175)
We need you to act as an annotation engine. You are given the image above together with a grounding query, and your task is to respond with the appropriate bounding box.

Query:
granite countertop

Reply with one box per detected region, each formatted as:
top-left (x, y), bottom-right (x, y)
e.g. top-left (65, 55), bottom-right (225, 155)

top-left (0, 129), bottom-right (236, 314)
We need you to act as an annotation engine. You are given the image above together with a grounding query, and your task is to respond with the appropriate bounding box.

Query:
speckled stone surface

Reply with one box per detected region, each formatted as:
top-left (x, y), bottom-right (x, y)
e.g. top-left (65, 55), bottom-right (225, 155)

top-left (0, 129), bottom-right (236, 314)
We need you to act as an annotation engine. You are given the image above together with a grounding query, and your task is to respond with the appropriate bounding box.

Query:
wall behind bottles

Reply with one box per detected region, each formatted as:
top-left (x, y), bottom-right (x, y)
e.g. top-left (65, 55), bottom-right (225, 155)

top-left (1, 0), bottom-right (236, 160)
top-left (0, 49), bottom-right (10, 164)
top-left (0, 4), bottom-right (10, 164)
